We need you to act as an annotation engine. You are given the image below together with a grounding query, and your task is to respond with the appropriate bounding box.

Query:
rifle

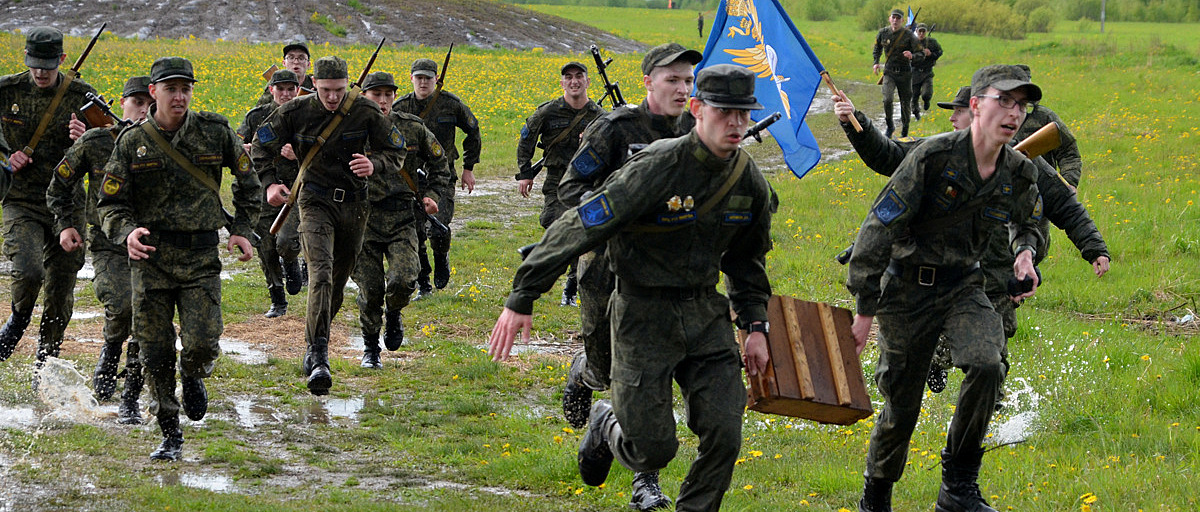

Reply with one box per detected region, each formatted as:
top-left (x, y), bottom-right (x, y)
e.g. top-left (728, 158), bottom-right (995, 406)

top-left (419, 44), bottom-right (454, 119)
top-left (22, 22), bottom-right (106, 156)
top-left (416, 168), bottom-right (450, 238)
top-left (268, 37), bottom-right (386, 235)
top-left (261, 64), bottom-right (279, 81)
top-left (821, 71), bottom-right (863, 133)
top-left (743, 112), bottom-right (782, 144)
top-left (1013, 122), bottom-right (1060, 160)
top-left (79, 91), bottom-right (131, 129)
top-left (590, 45), bottom-right (626, 109)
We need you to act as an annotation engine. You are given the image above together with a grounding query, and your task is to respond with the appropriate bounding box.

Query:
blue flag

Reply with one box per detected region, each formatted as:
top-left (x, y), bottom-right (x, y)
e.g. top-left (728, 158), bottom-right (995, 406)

top-left (697, 0), bottom-right (824, 178)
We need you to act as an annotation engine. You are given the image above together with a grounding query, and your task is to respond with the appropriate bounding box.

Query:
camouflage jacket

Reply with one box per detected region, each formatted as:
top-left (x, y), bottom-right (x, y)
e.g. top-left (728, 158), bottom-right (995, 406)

top-left (0, 70), bottom-right (97, 215)
top-left (250, 93), bottom-right (405, 194)
top-left (0, 128), bottom-right (12, 198)
top-left (238, 102), bottom-right (298, 189)
top-left (515, 96), bottom-right (604, 182)
top-left (1016, 105), bottom-right (1082, 187)
top-left (507, 131), bottom-right (774, 327)
top-left (392, 90), bottom-right (481, 172)
top-left (910, 36), bottom-right (943, 76)
top-left (559, 100), bottom-right (694, 208)
top-left (46, 125), bottom-right (119, 236)
top-left (847, 128), bottom-right (1043, 316)
top-left (97, 108), bottom-right (261, 246)
top-left (370, 110), bottom-right (451, 207)
top-left (872, 27), bottom-right (919, 76)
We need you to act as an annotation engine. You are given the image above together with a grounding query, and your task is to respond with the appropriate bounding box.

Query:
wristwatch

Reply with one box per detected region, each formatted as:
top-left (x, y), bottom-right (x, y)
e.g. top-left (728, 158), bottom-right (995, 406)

top-left (747, 322), bottom-right (769, 335)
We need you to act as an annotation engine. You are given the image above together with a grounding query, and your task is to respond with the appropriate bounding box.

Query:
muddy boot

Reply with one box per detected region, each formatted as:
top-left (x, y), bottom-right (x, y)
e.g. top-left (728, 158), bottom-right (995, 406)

top-left (92, 342), bottom-right (124, 401)
top-left (414, 252), bottom-right (434, 300)
top-left (361, 332), bottom-right (382, 369)
top-left (858, 477), bottom-right (893, 512)
top-left (913, 105), bottom-right (921, 121)
top-left (562, 352), bottom-right (594, 429)
top-left (180, 375), bottom-right (208, 421)
top-left (264, 287), bottom-right (287, 318)
top-left (927, 364), bottom-right (948, 394)
top-left (901, 120), bottom-right (910, 138)
top-left (578, 400), bottom-right (616, 487)
top-left (118, 357), bottom-right (144, 425)
top-left (283, 258), bottom-right (304, 295)
top-left (383, 310), bottom-right (404, 351)
top-left (560, 274), bottom-right (578, 307)
top-left (150, 414), bottom-right (184, 461)
top-left (0, 305), bottom-right (33, 361)
top-left (433, 251), bottom-right (450, 290)
top-left (305, 337), bottom-right (332, 396)
top-left (884, 117), bottom-right (895, 139)
top-left (629, 471), bottom-right (672, 510)
top-left (935, 448), bottom-right (996, 512)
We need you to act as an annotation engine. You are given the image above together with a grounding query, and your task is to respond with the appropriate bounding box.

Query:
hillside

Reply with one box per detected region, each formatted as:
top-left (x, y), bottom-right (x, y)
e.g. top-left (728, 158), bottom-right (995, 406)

top-left (0, 0), bottom-right (645, 53)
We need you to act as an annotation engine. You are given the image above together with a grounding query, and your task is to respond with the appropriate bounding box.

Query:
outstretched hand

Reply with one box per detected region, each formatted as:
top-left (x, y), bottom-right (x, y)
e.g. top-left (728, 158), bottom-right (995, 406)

top-left (487, 307), bottom-right (532, 362)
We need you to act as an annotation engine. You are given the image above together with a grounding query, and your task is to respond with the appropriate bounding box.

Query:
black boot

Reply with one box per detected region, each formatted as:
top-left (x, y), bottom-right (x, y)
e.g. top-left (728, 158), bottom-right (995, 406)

top-left (884, 117), bottom-right (895, 139)
top-left (265, 287), bottom-right (287, 318)
top-left (560, 274), bottom-right (578, 307)
top-left (935, 448), bottom-right (997, 512)
top-left (913, 104), bottom-right (921, 121)
top-left (118, 357), bottom-right (144, 425)
top-left (92, 342), bottom-right (124, 401)
top-left (433, 251), bottom-right (450, 289)
top-left (361, 332), bottom-right (382, 369)
top-left (414, 251), bottom-right (434, 300)
top-left (150, 414), bottom-right (184, 461)
top-left (383, 310), bottom-right (404, 351)
top-left (858, 477), bottom-right (894, 512)
top-left (180, 375), bottom-right (208, 421)
top-left (305, 337), bottom-right (332, 396)
top-left (901, 120), bottom-right (910, 138)
top-left (283, 258), bottom-right (304, 295)
top-left (562, 352), bottom-right (594, 429)
top-left (927, 364), bottom-right (948, 394)
top-left (578, 400), bottom-right (616, 487)
top-left (0, 306), bottom-right (33, 361)
top-left (629, 471), bottom-right (672, 510)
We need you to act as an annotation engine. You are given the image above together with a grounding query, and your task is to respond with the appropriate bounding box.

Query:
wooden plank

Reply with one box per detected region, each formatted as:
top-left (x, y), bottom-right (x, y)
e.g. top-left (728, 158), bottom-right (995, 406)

top-left (780, 297), bottom-right (815, 400)
top-left (818, 302), bottom-right (853, 406)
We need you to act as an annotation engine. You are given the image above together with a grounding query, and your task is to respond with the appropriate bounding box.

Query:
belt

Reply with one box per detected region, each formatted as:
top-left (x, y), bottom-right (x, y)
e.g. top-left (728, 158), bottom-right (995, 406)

top-left (304, 182), bottom-right (368, 203)
top-left (615, 279), bottom-right (714, 301)
top-left (886, 260), bottom-right (980, 287)
top-left (373, 195), bottom-right (416, 211)
top-left (154, 230), bottom-right (219, 248)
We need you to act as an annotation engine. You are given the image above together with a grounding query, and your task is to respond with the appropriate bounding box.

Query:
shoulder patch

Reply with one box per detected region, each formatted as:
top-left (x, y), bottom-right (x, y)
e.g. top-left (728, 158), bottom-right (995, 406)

top-left (572, 148), bottom-right (604, 177)
top-left (520, 125), bottom-right (530, 140)
top-left (389, 126), bottom-right (406, 149)
top-left (577, 192), bottom-right (614, 228)
top-left (100, 173), bottom-right (124, 196)
top-left (256, 124), bottom-right (277, 144)
top-left (897, 136), bottom-right (917, 143)
top-left (874, 189), bottom-right (907, 226)
top-left (430, 140), bottom-right (444, 158)
top-left (54, 158), bottom-right (73, 181)
top-left (1032, 195), bottom-right (1044, 221)
top-left (0, 153), bottom-right (9, 173)
top-left (237, 152), bottom-right (251, 174)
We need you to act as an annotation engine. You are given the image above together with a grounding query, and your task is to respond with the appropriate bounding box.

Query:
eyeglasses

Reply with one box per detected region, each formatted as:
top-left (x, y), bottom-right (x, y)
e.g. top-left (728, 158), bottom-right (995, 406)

top-left (976, 94), bottom-right (1034, 114)
top-left (284, 55), bottom-right (309, 63)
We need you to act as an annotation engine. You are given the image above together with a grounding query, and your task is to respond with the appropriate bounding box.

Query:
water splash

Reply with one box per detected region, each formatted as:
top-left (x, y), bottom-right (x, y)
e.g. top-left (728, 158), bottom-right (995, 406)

top-left (34, 357), bottom-right (117, 423)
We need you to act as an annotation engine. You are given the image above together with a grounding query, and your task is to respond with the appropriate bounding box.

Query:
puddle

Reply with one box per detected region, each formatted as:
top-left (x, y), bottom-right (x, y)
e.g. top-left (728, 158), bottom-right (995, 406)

top-left (0, 404), bottom-right (39, 428)
top-left (158, 472), bottom-right (235, 493)
top-left (233, 397), bottom-right (280, 429)
top-left (424, 480), bottom-right (538, 498)
top-left (71, 310), bottom-right (103, 321)
top-left (77, 261), bottom-right (95, 280)
top-left (345, 335), bottom-right (366, 352)
top-left (221, 338), bottom-right (269, 365)
top-left (305, 397), bottom-right (366, 424)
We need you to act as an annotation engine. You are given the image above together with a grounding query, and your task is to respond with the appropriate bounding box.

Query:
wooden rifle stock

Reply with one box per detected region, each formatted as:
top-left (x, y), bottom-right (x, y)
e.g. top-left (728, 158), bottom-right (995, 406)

top-left (269, 201), bottom-right (292, 235)
top-left (261, 63), bottom-right (279, 81)
top-left (1012, 122), bottom-right (1061, 160)
top-left (821, 71), bottom-right (862, 132)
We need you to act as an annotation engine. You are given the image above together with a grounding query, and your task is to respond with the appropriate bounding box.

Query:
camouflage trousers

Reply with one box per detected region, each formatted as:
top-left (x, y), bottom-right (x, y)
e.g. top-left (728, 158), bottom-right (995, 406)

top-left (2, 205), bottom-right (85, 358)
top-left (417, 184), bottom-right (455, 255)
top-left (88, 226), bottom-right (132, 348)
top-left (352, 205), bottom-right (420, 336)
top-left (865, 272), bottom-right (1004, 482)
top-left (130, 241), bottom-right (223, 421)
top-left (881, 71), bottom-right (914, 129)
top-left (608, 287), bottom-right (745, 512)
top-left (576, 249), bottom-right (613, 390)
top-left (538, 171), bottom-right (567, 229)
top-left (254, 202), bottom-right (302, 291)
top-left (298, 194), bottom-right (368, 347)
top-left (911, 70), bottom-right (934, 110)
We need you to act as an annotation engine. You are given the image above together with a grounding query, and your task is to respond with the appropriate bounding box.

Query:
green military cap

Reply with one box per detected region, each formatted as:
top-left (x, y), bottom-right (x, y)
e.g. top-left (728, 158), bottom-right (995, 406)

top-left (149, 56), bottom-right (198, 84)
top-left (971, 64), bottom-right (1042, 103)
top-left (362, 71), bottom-right (398, 91)
top-left (283, 40), bottom-right (310, 58)
top-left (24, 27), bottom-right (64, 70)
top-left (641, 43), bottom-right (702, 76)
top-left (313, 56), bottom-right (348, 80)
top-left (890, 9), bottom-right (904, 18)
top-left (695, 64), bottom-right (763, 110)
top-left (1014, 64), bottom-right (1032, 80)
top-left (268, 69), bottom-right (300, 86)
top-left (916, 23), bottom-right (928, 31)
top-left (560, 61), bottom-right (587, 75)
top-left (937, 86), bottom-right (973, 110)
top-left (121, 76), bottom-right (151, 98)
top-left (411, 58), bottom-right (438, 78)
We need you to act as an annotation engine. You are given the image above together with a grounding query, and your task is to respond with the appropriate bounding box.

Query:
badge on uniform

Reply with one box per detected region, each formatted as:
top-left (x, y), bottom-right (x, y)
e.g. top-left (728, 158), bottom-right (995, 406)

top-left (578, 192), bottom-right (614, 228)
top-left (666, 195), bottom-right (695, 212)
top-left (54, 158), bottom-right (72, 181)
top-left (256, 124), bottom-right (277, 144)
top-left (9, 104), bottom-right (17, 115)
top-left (519, 125), bottom-right (530, 140)
top-left (942, 167), bottom-right (959, 181)
top-left (983, 207), bottom-right (1010, 223)
top-left (389, 126), bottom-right (406, 148)
top-left (237, 152), bottom-right (251, 174)
top-left (1032, 195), bottom-right (1044, 221)
top-left (874, 189), bottom-right (907, 226)
top-left (431, 140), bottom-right (444, 158)
top-left (572, 148), bottom-right (603, 177)
top-left (100, 174), bottom-right (124, 196)
top-left (1001, 183), bottom-right (1013, 195)
top-left (136, 145), bottom-right (147, 158)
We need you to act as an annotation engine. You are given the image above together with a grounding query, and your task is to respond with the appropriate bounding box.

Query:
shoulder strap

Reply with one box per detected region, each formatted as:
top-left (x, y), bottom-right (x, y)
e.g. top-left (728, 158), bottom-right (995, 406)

top-left (418, 87), bottom-right (443, 120)
top-left (288, 88), bottom-right (360, 193)
top-left (626, 150), bottom-right (749, 234)
top-left (21, 70), bottom-right (78, 155)
top-left (541, 107), bottom-right (590, 153)
top-left (140, 120), bottom-right (220, 193)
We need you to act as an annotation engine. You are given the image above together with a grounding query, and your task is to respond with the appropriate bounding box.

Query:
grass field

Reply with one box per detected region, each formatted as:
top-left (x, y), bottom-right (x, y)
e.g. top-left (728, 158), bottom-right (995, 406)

top-left (1, 8), bottom-right (1199, 511)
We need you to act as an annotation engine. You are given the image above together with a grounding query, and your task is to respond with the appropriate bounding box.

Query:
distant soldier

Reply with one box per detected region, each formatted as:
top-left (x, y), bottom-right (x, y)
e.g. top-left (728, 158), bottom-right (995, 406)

top-left (698, 11), bottom-right (705, 38)
top-left (514, 61), bottom-right (604, 306)
top-left (239, 69), bottom-right (304, 318)
top-left (872, 9), bottom-right (919, 138)
top-left (1014, 65), bottom-right (1083, 189)
top-left (393, 57), bottom-right (481, 296)
top-left (46, 76), bottom-right (152, 424)
top-left (98, 57), bottom-right (261, 460)
top-left (0, 27), bottom-right (98, 365)
top-left (251, 56), bottom-right (406, 395)
top-left (909, 23), bottom-right (942, 121)
top-left (354, 71), bottom-right (451, 368)
top-left (256, 40), bottom-right (315, 106)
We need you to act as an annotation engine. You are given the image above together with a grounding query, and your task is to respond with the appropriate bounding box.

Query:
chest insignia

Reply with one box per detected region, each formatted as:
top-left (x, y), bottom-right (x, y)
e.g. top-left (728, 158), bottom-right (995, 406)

top-left (945, 186), bottom-right (957, 199)
top-left (682, 195), bottom-right (695, 211)
top-left (667, 196), bottom-right (682, 212)
top-left (136, 145), bottom-right (147, 158)
top-left (10, 104), bottom-right (17, 115)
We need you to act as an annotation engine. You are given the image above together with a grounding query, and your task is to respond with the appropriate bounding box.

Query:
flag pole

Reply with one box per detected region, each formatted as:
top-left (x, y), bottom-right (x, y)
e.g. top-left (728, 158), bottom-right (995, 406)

top-left (821, 71), bottom-right (863, 133)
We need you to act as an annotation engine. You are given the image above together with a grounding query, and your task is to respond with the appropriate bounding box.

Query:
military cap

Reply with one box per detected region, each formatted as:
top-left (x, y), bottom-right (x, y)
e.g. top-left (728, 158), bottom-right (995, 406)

top-left (890, 9), bottom-right (904, 18)
top-left (283, 40), bottom-right (310, 58)
top-left (560, 61), bottom-right (587, 75)
top-left (695, 64), bottom-right (763, 110)
top-left (641, 43), bottom-right (702, 76)
top-left (121, 76), bottom-right (151, 98)
top-left (411, 58), bottom-right (438, 78)
top-left (937, 86), bottom-right (973, 110)
top-left (149, 57), bottom-right (198, 84)
top-left (268, 69), bottom-right (300, 86)
top-left (1014, 64), bottom-right (1032, 80)
top-left (916, 23), bottom-right (928, 31)
top-left (362, 71), bottom-right (398, 91)
top-left (24, 27), bottom-right (64, 70)
top-left (313, 56), bottom-right (348, 80)
top-left (971, 64), bottom-right (1042, 103)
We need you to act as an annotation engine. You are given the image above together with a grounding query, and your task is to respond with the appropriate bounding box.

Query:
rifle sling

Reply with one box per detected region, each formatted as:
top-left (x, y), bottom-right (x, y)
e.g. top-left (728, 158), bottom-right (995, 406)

top-left (140, 120), bottom-right (220, 194)
top-left (418, 87), bottom-right (443, 120)
top-left (542, 107), bottom-right (590, 154)
top-left (287, 88), bottom-right (360, 199)
top-left (626, 150), bottom-right (748, 234)
top-left (23, 70), bottom-right (78, 155)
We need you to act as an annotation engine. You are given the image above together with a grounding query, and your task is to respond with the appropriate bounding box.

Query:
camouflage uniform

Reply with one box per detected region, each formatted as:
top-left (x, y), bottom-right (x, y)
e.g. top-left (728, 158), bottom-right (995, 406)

top-left (0, 68), bottom-right (95, 361)
top-left (516, 96), bottom-right (604, 228)
top-left (509, 130), bottom-right (774, 512)
top-left (252, 65), bottom-right (406, 394)
top-left (909, 29), bottom-right (943, 116)
top-left (238, 100), bottom-right (301, 309)
top-left (0, 133), bottom-right (11, 197)
top-left (1016, 105), bottom-right (1082, 187)
top-left (97, 105), bottom-right (260, 426)
top-left (872, 22), bottom-right (920, 137)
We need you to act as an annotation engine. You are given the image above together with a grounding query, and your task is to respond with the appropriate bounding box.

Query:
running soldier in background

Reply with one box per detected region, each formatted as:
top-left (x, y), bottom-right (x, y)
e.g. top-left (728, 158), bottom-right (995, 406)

top-left (909, 23), bottom-right (942, 121)
top-left (47, 76), bottom-right (152, 424)
top-left (1014, 65), bottom-right (1083, 189)
top-left (515, 61), bottom-right (604, 306)
top-left (872, 9), bottom-right (919, 138)
top-left (256, 40), bottom-right (315, 106)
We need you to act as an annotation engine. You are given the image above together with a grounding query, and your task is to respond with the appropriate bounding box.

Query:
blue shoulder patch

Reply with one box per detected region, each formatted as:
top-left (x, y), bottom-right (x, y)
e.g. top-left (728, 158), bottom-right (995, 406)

top-left (572, 148), bottom-right (603, 177)
top-left (519, 125), bottom-right (530, 140)
top-left (389, 126), bottom-right (406, 149)
top-left (1032, 195), bottom-right (1044, 221)
top-left (256, 124), bottom-right (277, 144)
top-left (874, 189), bottom-right (907, 226)
top-left (578, 192), bottom-right (614, 228)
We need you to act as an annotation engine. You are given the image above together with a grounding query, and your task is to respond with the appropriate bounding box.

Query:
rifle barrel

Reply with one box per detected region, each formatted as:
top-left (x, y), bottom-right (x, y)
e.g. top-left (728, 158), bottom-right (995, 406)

top-left (71, 22), bottom-right (107, 73)
top-left (355, 37), bottom-right (387, 87)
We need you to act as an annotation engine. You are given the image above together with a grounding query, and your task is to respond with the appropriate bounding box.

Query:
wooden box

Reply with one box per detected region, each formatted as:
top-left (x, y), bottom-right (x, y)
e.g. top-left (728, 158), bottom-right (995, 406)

top-left (737, 296), bottom-right (874, 425)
